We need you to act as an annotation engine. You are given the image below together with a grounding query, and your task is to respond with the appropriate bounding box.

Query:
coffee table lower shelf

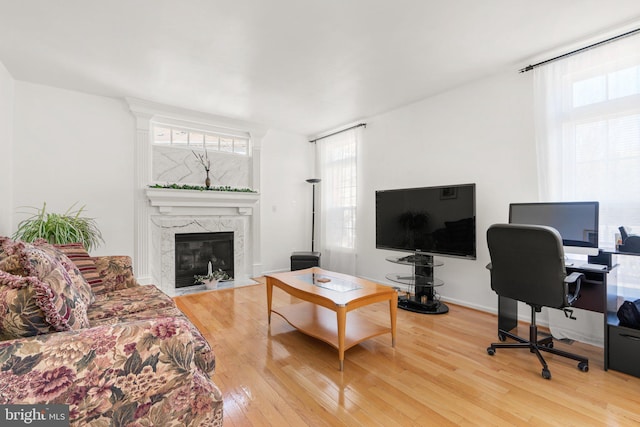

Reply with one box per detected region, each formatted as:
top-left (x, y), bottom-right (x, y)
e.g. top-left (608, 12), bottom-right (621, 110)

top-left (271, 302), bottom-right (393, 366)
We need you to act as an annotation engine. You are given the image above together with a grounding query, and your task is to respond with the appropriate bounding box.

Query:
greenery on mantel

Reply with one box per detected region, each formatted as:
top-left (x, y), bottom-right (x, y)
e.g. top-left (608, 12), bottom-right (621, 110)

top-left (149, 183), bottom-right (257, 193)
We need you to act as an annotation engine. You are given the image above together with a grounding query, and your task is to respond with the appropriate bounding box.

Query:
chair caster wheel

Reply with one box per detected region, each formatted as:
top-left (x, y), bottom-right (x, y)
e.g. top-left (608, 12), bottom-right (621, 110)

top-left (498, 333), bottom-right (506, 342)
top-left (578, 362), bottom-right (589, 372)
top-left (542, 368), bottom-right (551, 380)
top-left (487, 347), bottom-right (495, 356)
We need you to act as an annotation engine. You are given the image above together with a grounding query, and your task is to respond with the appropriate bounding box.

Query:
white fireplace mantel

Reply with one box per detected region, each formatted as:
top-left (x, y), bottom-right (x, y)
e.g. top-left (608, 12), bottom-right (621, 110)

top-left (145, 187), bottom-right (261, 295)
top-left (146, 188), bottom-right (260, 214)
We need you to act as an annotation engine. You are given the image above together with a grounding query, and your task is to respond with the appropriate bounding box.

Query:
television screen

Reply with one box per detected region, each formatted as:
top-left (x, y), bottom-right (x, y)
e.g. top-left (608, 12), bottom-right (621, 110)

top-left (508, 201), bottom-right (599, 254)
top-left (376, 184), bottom-right (476, 259)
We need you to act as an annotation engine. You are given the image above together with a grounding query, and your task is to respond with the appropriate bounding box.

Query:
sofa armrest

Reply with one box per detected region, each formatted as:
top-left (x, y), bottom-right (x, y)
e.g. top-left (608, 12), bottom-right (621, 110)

top-left (0, 317), bottom-right (222, 426)
top-left (92, 255), bottom-right (140, 294)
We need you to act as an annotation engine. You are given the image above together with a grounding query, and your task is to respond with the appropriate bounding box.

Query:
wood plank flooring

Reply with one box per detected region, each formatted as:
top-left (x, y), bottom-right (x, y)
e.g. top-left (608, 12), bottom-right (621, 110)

top-left (174, 282), bottom-right (640, 426)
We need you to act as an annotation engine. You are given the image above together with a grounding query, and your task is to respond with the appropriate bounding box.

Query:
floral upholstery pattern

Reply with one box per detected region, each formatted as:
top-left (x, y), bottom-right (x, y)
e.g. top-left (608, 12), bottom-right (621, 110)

top-left (0, 238), bottom-right (223, 426)
top-left (33, 240), bottom-right (96, 306)
top-left (0, 253), bottom-right (26, 276)
top-left (0, 270), bottom-right (63, 339)
top-left (90, 305), bottom-right (184, 326)
top-left (87, 285), bottom-right (177, 322)
top-left (0, 247), bottom-right (89, 339)
top-left (93, 256), bottom-right (139, 295)
top-left (0, 317), bottom-right (223, 426)
top-left (8, 241), bottom-right (90, 330)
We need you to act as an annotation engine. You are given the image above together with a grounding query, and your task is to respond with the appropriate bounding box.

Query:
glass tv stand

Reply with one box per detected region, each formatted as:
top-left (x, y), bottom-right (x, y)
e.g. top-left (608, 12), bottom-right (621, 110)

top-left (385, 253), bottom-right (449, 314)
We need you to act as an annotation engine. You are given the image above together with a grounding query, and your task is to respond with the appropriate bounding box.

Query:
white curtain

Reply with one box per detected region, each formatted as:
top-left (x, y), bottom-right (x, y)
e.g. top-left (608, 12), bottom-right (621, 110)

top-left (535, 33), bottom-right (640, 340)
top-left (317, 127), bottom-right (361, 275)
top-left (534, 33), bottom-right (640, 250)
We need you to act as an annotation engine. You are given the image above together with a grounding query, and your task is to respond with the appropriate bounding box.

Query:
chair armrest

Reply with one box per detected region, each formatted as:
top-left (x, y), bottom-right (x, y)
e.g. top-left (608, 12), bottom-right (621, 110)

top-left (564, 271), bottom-right (584, 306)
top-left (0, 317), bottom-right (220, 425)
top-left (92, 255), bottom-right (140, 294)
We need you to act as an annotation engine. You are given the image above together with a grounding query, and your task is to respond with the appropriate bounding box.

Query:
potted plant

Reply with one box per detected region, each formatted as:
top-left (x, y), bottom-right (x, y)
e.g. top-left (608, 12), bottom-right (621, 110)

top-left (194, 261), bottom-right (231, 290)
top-left (12, 202), bottom-right (104, 252)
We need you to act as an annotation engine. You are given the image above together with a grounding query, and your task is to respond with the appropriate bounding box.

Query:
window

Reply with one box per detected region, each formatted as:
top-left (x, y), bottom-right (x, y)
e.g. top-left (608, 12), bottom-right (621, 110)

top-left (535, 32), bottom-right (640, 291)
top-left (152, 124), bottom-right (249, 155)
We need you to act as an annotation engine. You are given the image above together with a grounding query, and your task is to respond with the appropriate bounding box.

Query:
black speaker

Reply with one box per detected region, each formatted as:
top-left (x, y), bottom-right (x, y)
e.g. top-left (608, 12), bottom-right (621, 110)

top-left (290, 251), bottom-right (321, 271)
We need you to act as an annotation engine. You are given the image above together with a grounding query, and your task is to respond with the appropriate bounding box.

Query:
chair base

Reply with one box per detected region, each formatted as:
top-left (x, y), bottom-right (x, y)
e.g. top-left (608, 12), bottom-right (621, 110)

top-left (487, 322), bottom-right (589, 380)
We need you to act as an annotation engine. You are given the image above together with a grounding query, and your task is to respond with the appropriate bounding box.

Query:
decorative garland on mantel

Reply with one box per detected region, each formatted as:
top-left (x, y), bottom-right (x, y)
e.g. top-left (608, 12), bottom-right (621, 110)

top-left (149, 183), bottom-right (257, 193)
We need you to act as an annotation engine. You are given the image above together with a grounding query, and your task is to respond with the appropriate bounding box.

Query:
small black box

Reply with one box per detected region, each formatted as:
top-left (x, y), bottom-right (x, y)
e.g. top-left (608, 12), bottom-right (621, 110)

top-left (290, 251), bottom-right (321, 271)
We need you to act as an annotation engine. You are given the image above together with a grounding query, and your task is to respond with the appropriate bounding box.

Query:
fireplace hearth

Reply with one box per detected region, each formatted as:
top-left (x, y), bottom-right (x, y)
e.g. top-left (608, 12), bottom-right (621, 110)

top-left (175, 232), bottom-right (234, 288)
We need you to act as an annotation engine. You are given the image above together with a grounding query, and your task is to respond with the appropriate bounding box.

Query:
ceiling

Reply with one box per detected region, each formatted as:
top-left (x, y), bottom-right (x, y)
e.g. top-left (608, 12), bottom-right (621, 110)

top-left (1, 1), bottom-right (640, 137)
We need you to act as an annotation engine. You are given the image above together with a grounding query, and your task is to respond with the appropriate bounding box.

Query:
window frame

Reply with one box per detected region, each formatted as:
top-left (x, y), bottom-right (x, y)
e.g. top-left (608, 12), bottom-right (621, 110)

top-left (151, 120), bottom-right (251, 156)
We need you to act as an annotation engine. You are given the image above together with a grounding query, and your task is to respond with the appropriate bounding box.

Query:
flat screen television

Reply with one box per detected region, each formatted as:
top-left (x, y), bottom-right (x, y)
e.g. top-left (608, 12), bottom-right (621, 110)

top-left (375, 183), bottom-right (476, 259)
top-left (509, 201), bottom-right (599, 256)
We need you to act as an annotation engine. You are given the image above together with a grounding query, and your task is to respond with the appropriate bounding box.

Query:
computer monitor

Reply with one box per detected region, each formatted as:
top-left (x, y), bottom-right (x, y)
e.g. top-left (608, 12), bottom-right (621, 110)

top-left (508, 201), bottom-right (599, 256)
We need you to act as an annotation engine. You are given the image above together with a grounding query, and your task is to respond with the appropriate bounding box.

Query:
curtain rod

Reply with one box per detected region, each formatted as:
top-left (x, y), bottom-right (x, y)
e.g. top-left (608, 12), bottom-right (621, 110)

top-left (519, 27), bottom-right (640, 73)
top-left (309, 123), bottom-right (367, 143)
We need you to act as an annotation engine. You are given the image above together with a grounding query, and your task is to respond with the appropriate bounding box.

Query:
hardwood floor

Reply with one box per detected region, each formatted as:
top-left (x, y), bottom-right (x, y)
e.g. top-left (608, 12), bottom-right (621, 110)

top-left (174, 283), bottom-right (640, 426)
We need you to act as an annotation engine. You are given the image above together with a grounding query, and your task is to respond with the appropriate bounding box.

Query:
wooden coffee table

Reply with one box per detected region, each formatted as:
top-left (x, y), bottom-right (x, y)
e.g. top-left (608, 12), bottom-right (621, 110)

top-left (266, 267), bottom-right (397, 370)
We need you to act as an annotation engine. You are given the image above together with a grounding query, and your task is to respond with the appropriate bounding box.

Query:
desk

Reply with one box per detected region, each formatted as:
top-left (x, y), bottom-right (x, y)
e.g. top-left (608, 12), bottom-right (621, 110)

top-left (604, 251), bottom-right (640, 377)
top-left (497, 252), bottom-right (640, 377)
top-left (498, 263), bottom-right (611, 329)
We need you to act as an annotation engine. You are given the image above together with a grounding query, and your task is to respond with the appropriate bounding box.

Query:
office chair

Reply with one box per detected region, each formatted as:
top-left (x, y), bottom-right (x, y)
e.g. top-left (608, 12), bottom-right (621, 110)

top-left (486, 223), bottom-right (589, 379)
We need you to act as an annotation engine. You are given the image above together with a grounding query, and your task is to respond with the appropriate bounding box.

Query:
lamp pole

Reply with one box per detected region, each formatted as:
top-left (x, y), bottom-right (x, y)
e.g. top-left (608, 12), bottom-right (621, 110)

top-left (306, 178), bottom-right (321, 252)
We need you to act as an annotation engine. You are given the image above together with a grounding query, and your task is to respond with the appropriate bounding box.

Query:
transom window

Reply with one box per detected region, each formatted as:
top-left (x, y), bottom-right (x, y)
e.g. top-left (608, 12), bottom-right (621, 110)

top-left (152, 124), bottom-right (249, 155)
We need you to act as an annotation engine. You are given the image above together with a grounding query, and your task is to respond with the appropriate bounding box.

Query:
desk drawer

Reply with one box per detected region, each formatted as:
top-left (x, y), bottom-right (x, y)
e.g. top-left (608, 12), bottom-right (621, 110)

top-left (572, 280), bottom-right (604, 312)
top-left (608, 325), bottom-right (640, 378)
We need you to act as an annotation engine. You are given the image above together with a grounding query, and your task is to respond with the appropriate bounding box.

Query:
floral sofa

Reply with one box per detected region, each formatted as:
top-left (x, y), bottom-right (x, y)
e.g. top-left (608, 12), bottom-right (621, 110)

top-left (0, 237), bottom-right (223, 426)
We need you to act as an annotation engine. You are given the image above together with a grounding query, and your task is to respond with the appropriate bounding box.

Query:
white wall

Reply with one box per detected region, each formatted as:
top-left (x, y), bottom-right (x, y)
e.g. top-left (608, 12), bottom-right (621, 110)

top-left (0, 61), bottom-right (14, 236)
top-left (12, 82), bottom-right (135, 256)
top-left (8, 81), bottom-right (312, 273)
top-left (358, 70), bottom-right (538, 314)
top-left (260, 129), bottom-right (314, 274)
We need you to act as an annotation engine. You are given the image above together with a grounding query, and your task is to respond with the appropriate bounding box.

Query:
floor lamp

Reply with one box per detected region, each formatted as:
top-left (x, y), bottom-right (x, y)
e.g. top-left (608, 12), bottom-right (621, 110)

top-left (306, 178), bottom-right (321, 252)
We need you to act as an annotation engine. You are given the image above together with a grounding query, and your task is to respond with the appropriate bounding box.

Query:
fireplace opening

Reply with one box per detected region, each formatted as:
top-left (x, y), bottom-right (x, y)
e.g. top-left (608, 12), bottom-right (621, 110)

top-left (175, 232), bottom-right (234, 288)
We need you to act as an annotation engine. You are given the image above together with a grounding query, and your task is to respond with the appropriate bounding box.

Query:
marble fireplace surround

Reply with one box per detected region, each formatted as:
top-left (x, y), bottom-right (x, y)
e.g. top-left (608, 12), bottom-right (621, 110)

top-left (146, 188), bottom-right (260, 296)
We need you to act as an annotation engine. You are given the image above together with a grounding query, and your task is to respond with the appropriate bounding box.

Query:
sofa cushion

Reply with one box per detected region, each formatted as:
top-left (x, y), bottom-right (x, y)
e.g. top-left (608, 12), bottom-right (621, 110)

top-left (0, 253), bottom-right (26, 276)
top-left (89, 305), bottom-right (185, 326)
top-left (87, 285), bottom-right (176, 323)
top-left (3, 241), bottom-right (90, 330)
top-left (33, 240), bottom-right (96, 306)
top-left (0, 317), bottom-right (222, 425)
top-left (93, 255), bottom-right (139, 294)
top-left (0, 270), bottom-right (80, 339)
top-left (0, 237), bottom-right (26, 275)
top-left (54, 242), bottom-right (103, 287)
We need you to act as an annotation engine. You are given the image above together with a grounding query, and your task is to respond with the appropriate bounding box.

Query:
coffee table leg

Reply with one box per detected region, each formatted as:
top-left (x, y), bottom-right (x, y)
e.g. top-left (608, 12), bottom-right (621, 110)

top-left (390, 292), bottom-right (398, 347)
top-left (337, 306), bottom-right (347, 371)
top-left (266, 279), bottom-right (273, 325)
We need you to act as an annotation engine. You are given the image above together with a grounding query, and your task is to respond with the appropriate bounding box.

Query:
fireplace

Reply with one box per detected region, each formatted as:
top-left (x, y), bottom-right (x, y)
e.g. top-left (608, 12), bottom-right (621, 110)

top-left (145, 188), bottom-right (259, 295)
top-left (175, 232), bottom-right (234, 288)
